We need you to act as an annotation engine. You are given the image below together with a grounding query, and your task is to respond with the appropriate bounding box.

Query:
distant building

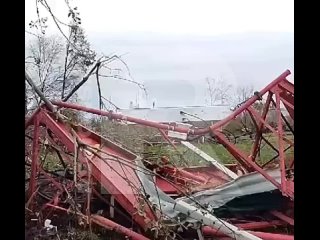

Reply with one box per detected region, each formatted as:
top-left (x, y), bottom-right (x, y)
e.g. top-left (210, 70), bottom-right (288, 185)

top-left (116, 105), bottom-right (232, 124)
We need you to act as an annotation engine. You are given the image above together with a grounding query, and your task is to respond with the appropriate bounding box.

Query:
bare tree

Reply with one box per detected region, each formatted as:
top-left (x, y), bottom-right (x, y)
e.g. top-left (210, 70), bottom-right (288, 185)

top-left (61, 24), bottom-right (96, 99)
top-left (26, 0), bottom-right (147, 117)
top-left (226, 85), bottom-right (256, 137)
top-left (25, 27), bottom-right (96, 112)
top-left (234, 85), bottom-right (254, 106)
top-left (25, 35), bottom-right (65, 111)
top-left (205, 77), bottom-right (233, 105)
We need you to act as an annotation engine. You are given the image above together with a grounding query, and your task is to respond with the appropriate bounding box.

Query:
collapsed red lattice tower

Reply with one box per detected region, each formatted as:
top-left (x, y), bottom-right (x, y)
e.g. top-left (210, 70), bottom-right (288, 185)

top-left (25, 70), bottom-right (294, 240)
top-left (209, 70), bottom-right (294, 199)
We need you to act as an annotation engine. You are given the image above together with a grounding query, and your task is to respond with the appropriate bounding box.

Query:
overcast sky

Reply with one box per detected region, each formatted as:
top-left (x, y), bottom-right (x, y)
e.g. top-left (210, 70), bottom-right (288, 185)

top-left (25, 0), bottom-right (294, 108)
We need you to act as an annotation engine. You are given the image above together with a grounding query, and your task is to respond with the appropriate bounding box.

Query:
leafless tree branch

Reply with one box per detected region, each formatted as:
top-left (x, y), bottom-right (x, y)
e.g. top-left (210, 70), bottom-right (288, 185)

top-left (101, 96), bottom-right (120, 110)
top-left (98, 74), bottom-right (147, 94)
top-left (63, 57), bottom-right (103, 102)
top-left (95, 62), bottom-right (103, 110)
top-left (205, 77), bottom-right (232, 105)
top-left (25, 70), bottom-right (55, 112)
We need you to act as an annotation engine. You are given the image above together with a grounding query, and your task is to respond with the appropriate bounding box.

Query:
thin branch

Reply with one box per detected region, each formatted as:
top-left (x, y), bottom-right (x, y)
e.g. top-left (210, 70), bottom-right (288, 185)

top-left (109, 54), bottom-right (134, 79)
top-left (61, 30), bottom-right (72, 99)
top-left (62, 55), bottom-right (131, 102)
top-left (40, 0), bottom-right (81, 54)
top-left (62, 57), bottom-right (103, 102)
top-left (25, 70), bottom-right (55, 112)
top-left (41, 41), bottom-right (62, 92)
top-left (98, 74), bottom-right (147, 93)
top-left (95, 63), bottom-right (103, 110)
top-left (35, 0), bottom-right (46, 34)
top-left (101, 96), bottom-right (120, 110)
top-left (25, 30), bottom-right (40, 38)
top-left (25, 61), bottom-right (39, 67)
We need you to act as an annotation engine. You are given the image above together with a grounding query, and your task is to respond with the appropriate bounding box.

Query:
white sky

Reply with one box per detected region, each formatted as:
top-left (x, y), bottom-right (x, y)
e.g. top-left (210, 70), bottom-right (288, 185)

top-left (25, 0), bottom-right (294, 108)
top-left (26, 0), bottom-right (293, 36)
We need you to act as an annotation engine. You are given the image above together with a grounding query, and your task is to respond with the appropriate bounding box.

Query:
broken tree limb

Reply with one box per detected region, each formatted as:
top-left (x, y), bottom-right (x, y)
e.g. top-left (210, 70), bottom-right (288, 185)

top-left (95, 63), bottom-right (103, 109)
top-left (62, 58), bottom-right (103, 102)
top-left (25, 71), bottom-right (56, 112)
top-left (101, 96), bottom-right (120, 110)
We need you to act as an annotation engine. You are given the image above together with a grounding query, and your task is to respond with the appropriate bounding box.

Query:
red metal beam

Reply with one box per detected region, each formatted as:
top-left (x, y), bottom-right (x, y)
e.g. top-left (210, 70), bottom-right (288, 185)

top-left (46, 204), bottom-right (150, 240)
top-left (202, 226), bottom-right (293, 240)
top-left (278, 80), bottom-right (294, 95)
top-left (40, 111), bottom-right (75, 152)
top-left (212, 129), bottom-right (294, 199)
top-left (209, 70), bottom-right (291, 131)
top-left (161, 167), bottom-right (208, 184)
top-left (235, 220), bottom-right (286, 230)
top-left (275, 91), bottom-right (287, 195)
top-left (28, 115), bottom-right (40, 202)
top-left (247, 106), bottom-right (293, 146)
top-left (158, 128), bottom-right (179, 151)
top-left (91, 215), bottom-right (150, 240)
top-left (25, 107), bottom-right (41, 129)
top-left (33, 110), bottom-right (156, 229)
top-left (212, 131), bottom-right (253, 170)
top-left (212, 130), bottom-right (282, 188)
top-left (51, 101), bottom-right (210, 135)
top-left (270, 83), bottom-right (294, 120)
top-left (271, 211), bottom-right (294, 226)
top-left (250, 91), bottom-right (273, 161)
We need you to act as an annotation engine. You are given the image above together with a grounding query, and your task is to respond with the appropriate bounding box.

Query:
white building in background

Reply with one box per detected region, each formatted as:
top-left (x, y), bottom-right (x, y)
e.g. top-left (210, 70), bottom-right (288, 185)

top-left (116, 105), bottom-right (232, 124)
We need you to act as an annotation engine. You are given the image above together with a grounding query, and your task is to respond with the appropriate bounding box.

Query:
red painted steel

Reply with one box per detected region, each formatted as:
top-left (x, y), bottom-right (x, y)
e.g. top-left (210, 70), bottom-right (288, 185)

top-left (27, 109), bottom-right (156, 229)
top-left (212, 130), bottom-right (283, 189)
top-left (51, 101), bottom-right (209, 135)
top-left (208, 70), bottom-right (291, 130)
top-left (271, 211), bottom-right (294, 226)
top-left (28, 115), bottom-right (40, 202)
top-left (275, 91), bottom-right (287, 195)
top-left (250, 92), bottom-right (273, 161)
top-left (46, 204), bottom-right (150, 240)
top-left (202, 226), bottom-right (293, 240)
top-left (25, 107), bottom-right (41, 128)
top-left (235, 220), bottom-right (286, 230)
top-left (91, 215), bottom-right (150, 240)
top-left (155, 177), bottom-right (182, 194)
top-left (156, 165), bottom-right (231, 194)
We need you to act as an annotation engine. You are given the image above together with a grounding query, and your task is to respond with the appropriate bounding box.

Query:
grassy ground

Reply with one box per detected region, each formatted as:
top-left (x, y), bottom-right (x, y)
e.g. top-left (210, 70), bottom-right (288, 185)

top-left (145, 133), bottom-right (294, 167)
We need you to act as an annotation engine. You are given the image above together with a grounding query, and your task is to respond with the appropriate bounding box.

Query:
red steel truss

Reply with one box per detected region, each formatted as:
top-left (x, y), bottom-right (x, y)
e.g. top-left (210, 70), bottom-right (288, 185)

top-left (25, 70), bottom-right (294, 239)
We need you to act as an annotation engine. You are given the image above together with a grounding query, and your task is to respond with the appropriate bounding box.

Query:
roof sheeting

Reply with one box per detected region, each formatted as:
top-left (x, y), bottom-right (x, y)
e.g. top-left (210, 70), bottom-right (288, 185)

top-left (179, 168), bottom-right (281, 209)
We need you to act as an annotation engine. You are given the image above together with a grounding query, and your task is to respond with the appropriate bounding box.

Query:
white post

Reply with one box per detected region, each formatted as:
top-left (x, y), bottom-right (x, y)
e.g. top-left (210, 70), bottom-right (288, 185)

top-left (181, 141), bottom-right (238, 179)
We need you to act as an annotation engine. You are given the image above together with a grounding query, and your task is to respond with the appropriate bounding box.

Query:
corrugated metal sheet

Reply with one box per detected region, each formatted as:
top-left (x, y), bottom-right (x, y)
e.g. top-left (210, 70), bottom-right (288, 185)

top-left (136, 157), bottom-right (280, 223)
top-left (180, 168), bottom-right (281, 209)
